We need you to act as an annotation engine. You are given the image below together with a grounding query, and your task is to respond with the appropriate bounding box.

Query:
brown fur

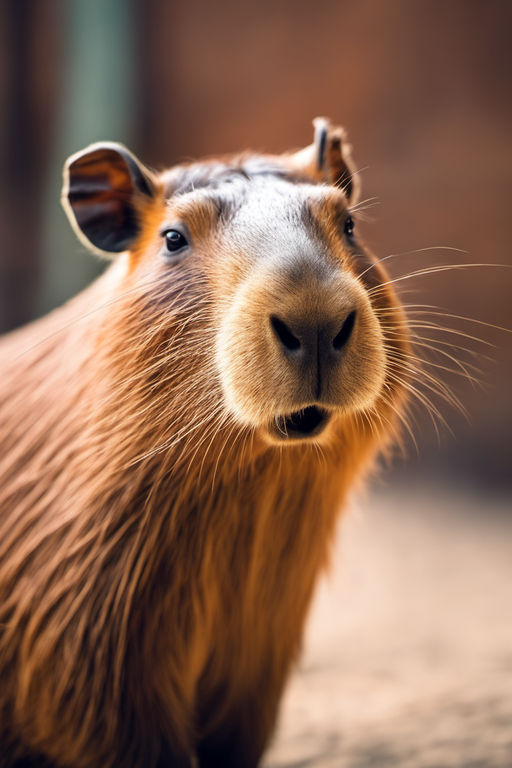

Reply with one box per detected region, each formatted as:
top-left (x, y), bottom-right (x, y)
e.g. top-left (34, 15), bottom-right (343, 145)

top-left (0, 121), bottom-right (409, 767)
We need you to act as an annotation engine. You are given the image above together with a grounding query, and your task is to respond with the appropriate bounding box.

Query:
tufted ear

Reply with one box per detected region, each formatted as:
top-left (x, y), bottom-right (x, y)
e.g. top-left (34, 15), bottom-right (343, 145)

top-left (288, 117), bottom-right (360, 204)
top-left (61, 142), bottom-right (157, 257)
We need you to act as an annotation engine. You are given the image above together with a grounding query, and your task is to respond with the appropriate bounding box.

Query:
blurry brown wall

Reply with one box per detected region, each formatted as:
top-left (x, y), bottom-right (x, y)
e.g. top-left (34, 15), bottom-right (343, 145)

top-left (1, 0), bottom-right (511, 484)
top-left (0, 0), bottom-right (61, 330)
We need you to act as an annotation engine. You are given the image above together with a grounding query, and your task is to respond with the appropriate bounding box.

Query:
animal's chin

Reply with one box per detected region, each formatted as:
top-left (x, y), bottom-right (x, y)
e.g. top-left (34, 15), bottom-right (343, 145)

top-left (268, 405), bottom-right (331, 442)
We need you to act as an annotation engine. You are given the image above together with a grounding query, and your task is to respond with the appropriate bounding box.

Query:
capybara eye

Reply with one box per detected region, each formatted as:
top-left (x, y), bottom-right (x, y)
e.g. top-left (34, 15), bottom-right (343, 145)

top-left (164, 229), bottom-right (188, 253)
top-left (344, 216), bottom-right (355, 239)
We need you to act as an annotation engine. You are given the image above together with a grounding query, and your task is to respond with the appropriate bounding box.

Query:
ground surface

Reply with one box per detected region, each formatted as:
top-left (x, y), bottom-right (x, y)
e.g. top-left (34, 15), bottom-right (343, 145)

top-left (264, 482), bottom-right (512, 768)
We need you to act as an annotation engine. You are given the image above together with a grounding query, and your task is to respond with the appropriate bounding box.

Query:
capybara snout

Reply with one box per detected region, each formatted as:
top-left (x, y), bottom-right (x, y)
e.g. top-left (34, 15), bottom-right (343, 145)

top-left (214, 208), bottom-right (387, 439)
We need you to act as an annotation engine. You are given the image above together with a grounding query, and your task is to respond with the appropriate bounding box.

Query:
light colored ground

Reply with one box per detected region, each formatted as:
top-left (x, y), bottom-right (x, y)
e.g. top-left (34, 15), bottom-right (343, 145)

top-left (264, 482), bottom-right (512, 768)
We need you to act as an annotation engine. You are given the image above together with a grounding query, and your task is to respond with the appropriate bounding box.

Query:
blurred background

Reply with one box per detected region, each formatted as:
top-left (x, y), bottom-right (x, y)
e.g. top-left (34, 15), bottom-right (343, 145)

top-left (1, 1), bottom-right (511, 765)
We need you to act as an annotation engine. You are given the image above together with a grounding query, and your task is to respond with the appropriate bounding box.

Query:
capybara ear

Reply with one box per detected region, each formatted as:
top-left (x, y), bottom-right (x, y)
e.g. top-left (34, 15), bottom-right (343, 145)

top-left (287, 117), bottom-right (360, 204)
top-left (62, 142), bottom-right (157, 256)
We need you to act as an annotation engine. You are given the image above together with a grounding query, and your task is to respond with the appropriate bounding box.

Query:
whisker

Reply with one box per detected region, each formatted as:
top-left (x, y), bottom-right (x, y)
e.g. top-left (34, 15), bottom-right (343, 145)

top-left (355, 245), bottom-right (469, 283)
top-left (368, 262), bottom-right (512, 298)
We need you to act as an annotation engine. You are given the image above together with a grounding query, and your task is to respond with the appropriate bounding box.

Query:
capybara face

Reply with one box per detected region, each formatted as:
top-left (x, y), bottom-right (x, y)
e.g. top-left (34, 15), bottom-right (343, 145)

top-left (63, 120), bottom-right (408, 447)
top-left (159, 178), bottom-right (386, 443)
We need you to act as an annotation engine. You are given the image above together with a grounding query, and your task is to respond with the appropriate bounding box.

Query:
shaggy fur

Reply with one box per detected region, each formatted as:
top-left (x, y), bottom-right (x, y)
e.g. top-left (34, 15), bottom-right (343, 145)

top-left (0, 120), bottom-right (409, 767)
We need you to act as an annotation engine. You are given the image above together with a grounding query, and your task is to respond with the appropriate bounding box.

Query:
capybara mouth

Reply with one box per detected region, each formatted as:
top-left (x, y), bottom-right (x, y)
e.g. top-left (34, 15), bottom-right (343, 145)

top-left (271, 406), bottom-right (331, 440)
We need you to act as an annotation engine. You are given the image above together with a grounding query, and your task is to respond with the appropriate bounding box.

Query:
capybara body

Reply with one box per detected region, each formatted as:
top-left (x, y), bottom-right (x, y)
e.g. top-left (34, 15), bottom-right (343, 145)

top-left (0, 120), bottom-right (409, 767)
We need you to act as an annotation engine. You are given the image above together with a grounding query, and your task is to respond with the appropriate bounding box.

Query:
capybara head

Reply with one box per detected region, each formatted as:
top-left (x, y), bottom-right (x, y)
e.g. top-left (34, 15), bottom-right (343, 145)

top-left (62, 118), bottom-right (407, 449)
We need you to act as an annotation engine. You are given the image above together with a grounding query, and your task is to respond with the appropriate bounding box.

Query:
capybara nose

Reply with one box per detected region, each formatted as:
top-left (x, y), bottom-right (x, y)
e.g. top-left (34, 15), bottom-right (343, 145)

top-left (270, 309), bottom-right (356, 367)
top-left (269, 315), bottom-right (302, 352)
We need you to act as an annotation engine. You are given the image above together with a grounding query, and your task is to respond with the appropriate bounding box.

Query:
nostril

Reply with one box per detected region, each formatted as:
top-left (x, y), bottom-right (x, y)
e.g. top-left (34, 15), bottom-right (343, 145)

top-left (332, 310), bottom-right (356, 350)
top-left (270, 315), bottom-right (301, 352)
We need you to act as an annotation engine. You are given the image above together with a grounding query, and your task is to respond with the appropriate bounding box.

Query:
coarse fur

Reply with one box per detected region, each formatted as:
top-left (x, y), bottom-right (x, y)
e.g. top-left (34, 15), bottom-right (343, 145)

top-left (0, 120), bottom-right (410, 767)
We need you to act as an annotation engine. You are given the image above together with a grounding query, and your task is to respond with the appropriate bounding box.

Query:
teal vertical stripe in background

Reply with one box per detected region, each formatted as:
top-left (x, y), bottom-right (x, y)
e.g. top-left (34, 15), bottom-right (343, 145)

top-left (41, 0), bottom-right (135, 315)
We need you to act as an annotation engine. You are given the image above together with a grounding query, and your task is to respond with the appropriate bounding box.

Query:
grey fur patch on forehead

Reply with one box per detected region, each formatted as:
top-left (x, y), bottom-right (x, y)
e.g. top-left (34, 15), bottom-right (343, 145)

top-left (161, 154), bottom-right (313, 200)
top-left (161, 153), bottom-right (349, 241)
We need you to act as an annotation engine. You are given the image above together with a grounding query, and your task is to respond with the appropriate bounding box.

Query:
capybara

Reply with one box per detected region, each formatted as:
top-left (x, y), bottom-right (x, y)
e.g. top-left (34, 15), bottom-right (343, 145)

top-left (0, 118), bottom-right (409, 767)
